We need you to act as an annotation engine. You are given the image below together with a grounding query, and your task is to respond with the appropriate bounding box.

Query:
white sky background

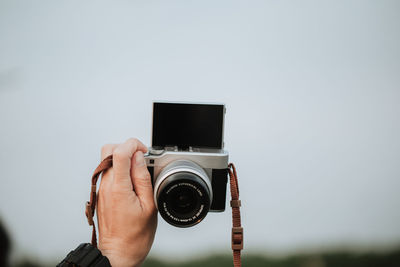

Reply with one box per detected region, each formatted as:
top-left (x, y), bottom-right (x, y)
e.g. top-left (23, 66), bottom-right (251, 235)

top-left (0, 0), bottom-right (400, 262)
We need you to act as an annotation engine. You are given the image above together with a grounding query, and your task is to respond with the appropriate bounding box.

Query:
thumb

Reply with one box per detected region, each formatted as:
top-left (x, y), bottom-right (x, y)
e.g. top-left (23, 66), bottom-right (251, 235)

top-left (131, 151), bottom-right (155, 212)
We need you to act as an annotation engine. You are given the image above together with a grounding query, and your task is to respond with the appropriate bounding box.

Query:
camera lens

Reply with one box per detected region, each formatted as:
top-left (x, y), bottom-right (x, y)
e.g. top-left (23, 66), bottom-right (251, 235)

top-left (154, 160), bottom-right (212, 227)
top-left (171, 187), bottom-right (196, 214)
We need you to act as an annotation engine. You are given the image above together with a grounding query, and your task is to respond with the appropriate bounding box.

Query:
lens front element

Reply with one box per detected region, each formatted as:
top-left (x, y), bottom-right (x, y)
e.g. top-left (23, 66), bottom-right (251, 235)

top-left (157, 172), bottom-right (210, 227)
top-left (154, 160), bottom-right (212, 227)
top-left (170, 184), bottom-right (197, 214)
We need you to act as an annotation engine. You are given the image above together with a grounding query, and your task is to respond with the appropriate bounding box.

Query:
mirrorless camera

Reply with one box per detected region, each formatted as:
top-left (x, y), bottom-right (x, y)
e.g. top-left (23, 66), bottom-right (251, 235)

top-left (145, 102), bottom-right (229, 227)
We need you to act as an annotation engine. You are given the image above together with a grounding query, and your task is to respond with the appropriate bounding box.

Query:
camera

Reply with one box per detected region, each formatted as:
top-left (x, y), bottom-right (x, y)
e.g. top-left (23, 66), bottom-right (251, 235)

top-left (145, 102), bottom-right (229, 227)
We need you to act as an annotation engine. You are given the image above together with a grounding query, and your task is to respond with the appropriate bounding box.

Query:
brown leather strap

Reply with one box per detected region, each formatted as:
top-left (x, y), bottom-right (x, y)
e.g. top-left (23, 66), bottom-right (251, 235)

top-left (85, 155), bottom-right (113, 248)
top-left (228, 163), bottom-right (243, 267)
top-left (85, 157), bottom-right (243, 267)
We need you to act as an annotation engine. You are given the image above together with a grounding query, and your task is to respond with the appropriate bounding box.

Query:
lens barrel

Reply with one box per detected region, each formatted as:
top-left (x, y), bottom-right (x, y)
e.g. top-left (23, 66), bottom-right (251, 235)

top-left (154, 160), bottom-right (212, 227)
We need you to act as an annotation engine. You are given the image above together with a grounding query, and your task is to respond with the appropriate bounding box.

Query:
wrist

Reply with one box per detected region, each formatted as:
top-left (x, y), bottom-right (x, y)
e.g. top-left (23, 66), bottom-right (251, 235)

top-left (99, 241), bottom-right (142, 267)
top-left (100, 251), bottom-right (138, 267)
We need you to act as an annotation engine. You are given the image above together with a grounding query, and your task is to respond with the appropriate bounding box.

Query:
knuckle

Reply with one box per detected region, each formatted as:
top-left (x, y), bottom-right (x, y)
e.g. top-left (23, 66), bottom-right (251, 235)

top-left (141, 171), bottom-right (152, 181)
top-left (101, 144), bottom-right (114, 154)
top-left (112, 149), bottom-right (128, 161)
top-left (127, 137), bottom-right (139, 146)
top-left (137, 177), bottom-right (153, 189)
top-left (111, 183), bottom-right (132, 195)
top-left (135, 169), bottom-right (152, 184)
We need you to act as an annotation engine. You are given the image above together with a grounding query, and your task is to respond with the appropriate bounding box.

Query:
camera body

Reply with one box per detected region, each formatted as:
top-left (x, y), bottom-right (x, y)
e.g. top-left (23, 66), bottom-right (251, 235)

top-left (144, 102), bottom-right (229, 227)
top-left (146, 147), bottom-right (229, 208)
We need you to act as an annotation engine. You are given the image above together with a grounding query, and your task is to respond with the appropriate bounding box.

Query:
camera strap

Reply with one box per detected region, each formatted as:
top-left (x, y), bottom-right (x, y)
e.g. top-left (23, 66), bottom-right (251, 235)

top-left (228, 163), bottom-right (243, 267)
top-left (85, 154), bottom-right (113, 248)
top-left (85, 156), bottom-right (243, 267)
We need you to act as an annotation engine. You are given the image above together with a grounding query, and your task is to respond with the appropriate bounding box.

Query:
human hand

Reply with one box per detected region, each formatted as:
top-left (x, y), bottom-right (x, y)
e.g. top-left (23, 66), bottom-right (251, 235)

top-left (96, 138), bottom-right (157, 267)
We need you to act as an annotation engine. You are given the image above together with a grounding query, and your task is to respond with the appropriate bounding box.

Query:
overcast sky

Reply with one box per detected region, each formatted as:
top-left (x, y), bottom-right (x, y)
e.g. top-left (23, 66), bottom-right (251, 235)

top-left (1, 0), bottom-right (399, 262)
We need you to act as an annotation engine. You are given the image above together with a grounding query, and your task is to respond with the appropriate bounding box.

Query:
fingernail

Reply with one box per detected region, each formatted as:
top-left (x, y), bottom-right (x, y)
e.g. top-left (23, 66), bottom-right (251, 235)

top-left (135, 151), bottom-right (145, 167)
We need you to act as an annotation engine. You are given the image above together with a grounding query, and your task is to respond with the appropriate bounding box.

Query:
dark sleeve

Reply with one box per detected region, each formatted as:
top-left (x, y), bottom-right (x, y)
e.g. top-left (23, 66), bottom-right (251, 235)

top-left (57, 243), bottom-right (111, 267)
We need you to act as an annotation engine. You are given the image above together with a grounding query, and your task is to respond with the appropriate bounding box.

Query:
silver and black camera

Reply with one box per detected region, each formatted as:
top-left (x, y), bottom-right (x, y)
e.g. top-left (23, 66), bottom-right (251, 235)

top-left (145, 102), bottom-right (229, 227)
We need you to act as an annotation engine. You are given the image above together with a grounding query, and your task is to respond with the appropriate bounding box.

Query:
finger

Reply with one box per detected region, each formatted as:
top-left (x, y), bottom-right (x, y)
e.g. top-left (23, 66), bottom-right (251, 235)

top-left (98, 144), bottom-right (117, 226)
top-left (112, 138), bottom-right (148, 186)
top-left (101, 144), bottom-right (118, 160)
top-left (99, 144), bottom-right (117, 196)
top-left (131, 151), bottom-right (154, 211)
top-left (99, 144), bottom-right (118, 188)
